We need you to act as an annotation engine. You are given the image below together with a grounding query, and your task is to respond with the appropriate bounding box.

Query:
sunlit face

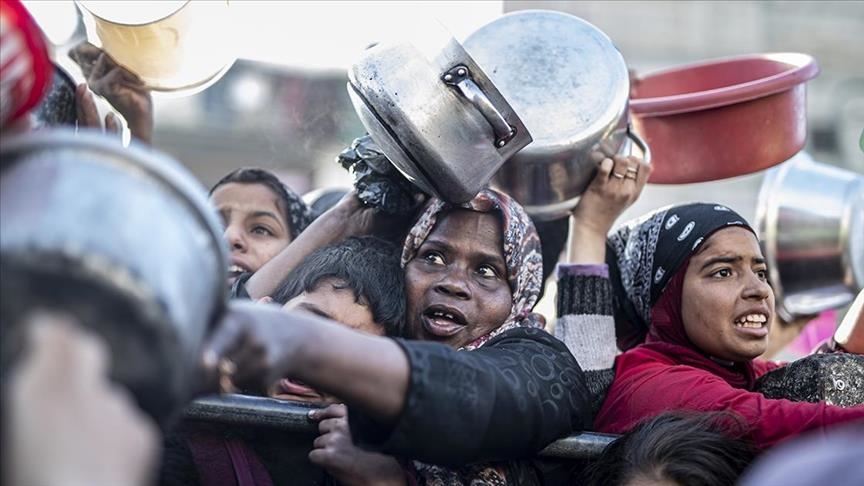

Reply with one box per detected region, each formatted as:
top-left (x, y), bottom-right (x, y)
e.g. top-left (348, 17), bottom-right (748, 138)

top-left (269, 277), bottom-right (381, 404)
top-left (210, 182), bottom-right (292, 285)
top-left (404, 210), bottom-right (512, 349)
top-left (681, 227), bottom-right (775, 362)
top-left (282, 278), bottom-right (380, 335)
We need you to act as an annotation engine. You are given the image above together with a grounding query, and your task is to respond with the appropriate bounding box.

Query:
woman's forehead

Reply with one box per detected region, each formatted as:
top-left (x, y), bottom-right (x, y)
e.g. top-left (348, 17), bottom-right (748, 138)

top-left (211, 183), bottom-right (286, 217)
top-left (696, 226), bottom-right (762, 258)
top-left (429, 210), bottom-right (504, 255)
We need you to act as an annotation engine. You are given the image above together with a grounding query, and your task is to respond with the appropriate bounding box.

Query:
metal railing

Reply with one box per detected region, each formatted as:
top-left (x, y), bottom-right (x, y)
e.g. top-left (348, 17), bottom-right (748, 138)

top-left (185, 394), bottom-right (618, 460)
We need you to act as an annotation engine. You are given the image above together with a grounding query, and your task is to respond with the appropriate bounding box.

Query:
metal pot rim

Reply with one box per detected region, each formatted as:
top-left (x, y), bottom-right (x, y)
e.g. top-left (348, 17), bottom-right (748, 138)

top-left (0, 129), bottom-right (228, 324)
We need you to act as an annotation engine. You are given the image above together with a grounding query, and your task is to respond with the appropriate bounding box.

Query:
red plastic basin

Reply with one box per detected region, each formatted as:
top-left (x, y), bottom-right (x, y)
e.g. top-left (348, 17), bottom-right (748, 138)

top-left (629, 53), bottom-right (820, 184)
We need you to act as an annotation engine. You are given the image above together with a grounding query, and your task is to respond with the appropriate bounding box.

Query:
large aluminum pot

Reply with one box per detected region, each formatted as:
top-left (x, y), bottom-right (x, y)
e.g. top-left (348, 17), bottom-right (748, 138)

top-left (347, 22), bottom-right (532, 204)
top-left (464, 10), bottom-right (649, 220)
top-left (76, 0), bottom-right (236, 95)
top-left (0, 130), bottom-right (228, 427)
top-left (756, 152), bottom-right (864, 321)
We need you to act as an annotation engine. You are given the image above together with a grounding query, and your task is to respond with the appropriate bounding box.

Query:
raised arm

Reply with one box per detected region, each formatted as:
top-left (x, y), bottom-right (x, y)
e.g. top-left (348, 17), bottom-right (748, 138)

top-left (555, 154), bottom-right (650, 370)
top-left (69, 42), bottom-right (154, 144)
top-left (244, 191), bottom-right (416, 299)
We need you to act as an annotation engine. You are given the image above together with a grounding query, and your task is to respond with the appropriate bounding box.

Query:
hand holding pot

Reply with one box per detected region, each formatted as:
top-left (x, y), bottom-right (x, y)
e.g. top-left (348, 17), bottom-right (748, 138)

top-left (567, 154), bottom-right (652, 263)
top-left (70, 42), bottom-right (153, 144)
top-left (333, 190), bottom-right (426, 244)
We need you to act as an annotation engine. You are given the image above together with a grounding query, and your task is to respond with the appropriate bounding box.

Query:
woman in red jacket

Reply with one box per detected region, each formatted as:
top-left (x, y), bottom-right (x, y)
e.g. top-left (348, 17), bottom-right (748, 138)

top-left (594, 202), bottom-right (864, 449)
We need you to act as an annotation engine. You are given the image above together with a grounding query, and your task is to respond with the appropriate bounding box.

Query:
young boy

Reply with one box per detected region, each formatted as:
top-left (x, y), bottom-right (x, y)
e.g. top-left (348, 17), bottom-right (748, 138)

top-left (159, 236), bottom-right (407, 486)
top-left (267, 236), bottom-right (406, 403)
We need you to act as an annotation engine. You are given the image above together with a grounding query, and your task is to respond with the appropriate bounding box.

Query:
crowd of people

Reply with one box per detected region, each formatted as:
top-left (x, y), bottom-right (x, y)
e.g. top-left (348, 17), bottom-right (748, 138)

top-left (2, 1), bottom-right (863, 485)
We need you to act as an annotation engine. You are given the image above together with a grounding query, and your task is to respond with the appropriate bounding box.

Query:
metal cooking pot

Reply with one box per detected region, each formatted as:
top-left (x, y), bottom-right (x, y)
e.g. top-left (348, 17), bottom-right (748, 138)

top-left (0, 130), bottom-right (228, 427)
top-left (756, 152), bottom-right (864, 321)
top-left (464, 10), bottom-right (649, 220)
top-left (347, 22), bottom-right (532, 204)
top-left (76, 0), bottom-right (236, 95)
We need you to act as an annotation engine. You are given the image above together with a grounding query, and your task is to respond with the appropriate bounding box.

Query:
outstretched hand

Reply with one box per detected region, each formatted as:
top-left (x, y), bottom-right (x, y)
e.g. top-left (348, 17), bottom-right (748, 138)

top-left (69, 42), bottom-right (153, 144)
top-left (201, 300), bottom-right (296, 396)
top-left (333, 190), bottom-right (426, 244)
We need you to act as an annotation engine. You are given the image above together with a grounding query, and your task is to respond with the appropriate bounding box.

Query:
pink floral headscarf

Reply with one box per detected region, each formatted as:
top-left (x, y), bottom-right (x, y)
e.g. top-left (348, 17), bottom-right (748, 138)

top-left (401, 188), bottom-right (544, 350)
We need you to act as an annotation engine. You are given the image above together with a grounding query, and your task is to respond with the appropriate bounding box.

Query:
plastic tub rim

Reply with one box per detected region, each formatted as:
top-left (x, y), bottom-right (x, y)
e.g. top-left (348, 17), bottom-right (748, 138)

top-left (630, 52), bottom-right (819, 117)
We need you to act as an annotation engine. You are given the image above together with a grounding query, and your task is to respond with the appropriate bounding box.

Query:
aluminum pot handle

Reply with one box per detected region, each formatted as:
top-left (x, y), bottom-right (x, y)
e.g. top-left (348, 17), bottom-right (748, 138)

top-left (626, 127), bottom-right (651, 164)
top-left (442, 65), bottom-right (516, 148)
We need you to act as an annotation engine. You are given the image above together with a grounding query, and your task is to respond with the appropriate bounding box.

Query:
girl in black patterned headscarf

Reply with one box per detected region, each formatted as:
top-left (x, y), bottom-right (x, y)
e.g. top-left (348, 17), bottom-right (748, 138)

top-left (596, 202), bottom-right (864, 447)
top-left (606, 202), bottom-right (752, 350)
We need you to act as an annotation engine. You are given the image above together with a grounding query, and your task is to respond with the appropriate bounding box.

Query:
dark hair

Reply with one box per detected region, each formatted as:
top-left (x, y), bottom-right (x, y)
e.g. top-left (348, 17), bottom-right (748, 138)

top-left (209, 168), bottom-right (311, 239)
top-left (582, 411), bottom-right (757, 486)
top-left (271, 236), bottom-right (406, 337)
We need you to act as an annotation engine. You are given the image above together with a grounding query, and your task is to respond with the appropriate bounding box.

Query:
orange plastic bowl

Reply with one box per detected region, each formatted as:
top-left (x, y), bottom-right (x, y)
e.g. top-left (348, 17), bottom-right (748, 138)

top-left (629, 53), bottom-right (819, 184)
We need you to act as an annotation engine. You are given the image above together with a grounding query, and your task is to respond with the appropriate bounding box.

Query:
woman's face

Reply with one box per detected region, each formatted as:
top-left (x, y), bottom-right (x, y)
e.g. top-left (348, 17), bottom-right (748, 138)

top-left (210, 182), bottom-right (292, 285)
top-left (681, 227), bottom-right (774, 362)
top-left (404, 209), bottom-right (512, 348)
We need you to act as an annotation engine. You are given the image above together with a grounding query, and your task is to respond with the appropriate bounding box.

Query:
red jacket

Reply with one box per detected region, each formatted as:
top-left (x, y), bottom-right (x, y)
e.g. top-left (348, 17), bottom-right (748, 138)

top-left (595, 267), bottom-right (864, 449)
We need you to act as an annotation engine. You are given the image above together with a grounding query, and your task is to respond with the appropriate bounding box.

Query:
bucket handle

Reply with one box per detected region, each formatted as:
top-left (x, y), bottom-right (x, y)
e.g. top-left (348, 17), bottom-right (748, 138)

top-left (442, 65), bottom-right (516, 148)
top-left (626, 127), bottom-right (651, 164)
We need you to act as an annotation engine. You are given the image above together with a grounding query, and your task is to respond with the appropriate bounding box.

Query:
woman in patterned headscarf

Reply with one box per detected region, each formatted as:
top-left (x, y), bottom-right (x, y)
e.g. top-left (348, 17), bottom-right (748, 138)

top-left (389, 188), bottom-right (563, 484)
top-left (593, 203), bottom-right (864, 449)
top-left (399, 188), bottom-right (544, 351)
top-left (202, 188), bottom-right (594, 485)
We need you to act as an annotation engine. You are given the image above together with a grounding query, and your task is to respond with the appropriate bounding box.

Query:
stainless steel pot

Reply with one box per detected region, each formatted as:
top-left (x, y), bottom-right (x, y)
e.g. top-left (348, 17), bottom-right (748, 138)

top-left (0, 130), bottom-right (228, 427)
top-left (347, 22), bottom-right (532, 204)
top-left (76, 0), bottom-right (236, 95)
top-left (464, 10), bottom-right (649, 220)
top-left (756, 152), bottom-right (864, 321)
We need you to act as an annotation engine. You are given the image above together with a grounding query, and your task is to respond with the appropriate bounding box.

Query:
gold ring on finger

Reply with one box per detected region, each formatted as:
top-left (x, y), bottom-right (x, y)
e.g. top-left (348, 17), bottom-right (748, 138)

top-left (626, 166), bottom-right (638, 174)
top-left (613, 172), bottom-right (625, 179)
top-left (625, 172), bottom-right (638, 180)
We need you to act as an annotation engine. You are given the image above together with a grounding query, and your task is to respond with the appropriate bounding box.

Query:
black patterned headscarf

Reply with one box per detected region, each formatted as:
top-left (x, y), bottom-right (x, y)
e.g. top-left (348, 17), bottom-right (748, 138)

top-left (401, 188), bottom-right (544, 351)
top-left (607, 202), bottom-right (755, 350)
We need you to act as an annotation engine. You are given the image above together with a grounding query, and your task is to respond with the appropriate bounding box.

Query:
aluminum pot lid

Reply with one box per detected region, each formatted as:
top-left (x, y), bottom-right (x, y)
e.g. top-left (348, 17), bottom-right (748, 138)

top-left (464, 10), bottom-right (629, 151)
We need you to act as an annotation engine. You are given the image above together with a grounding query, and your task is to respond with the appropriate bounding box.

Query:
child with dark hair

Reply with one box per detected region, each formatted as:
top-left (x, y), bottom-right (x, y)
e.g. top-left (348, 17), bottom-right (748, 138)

top-left (267, 236), bottom-right (406, 404)
top-left (267, 236), bottom-right (408, 485)
top-left (271, 236), bottom-right (405, 338)
top-left (208, 167), bottom-right (311, 292)
top-left (161, 236), bottom-right (407, 486)
top-left (582, 411), bottom-right (758, 486)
